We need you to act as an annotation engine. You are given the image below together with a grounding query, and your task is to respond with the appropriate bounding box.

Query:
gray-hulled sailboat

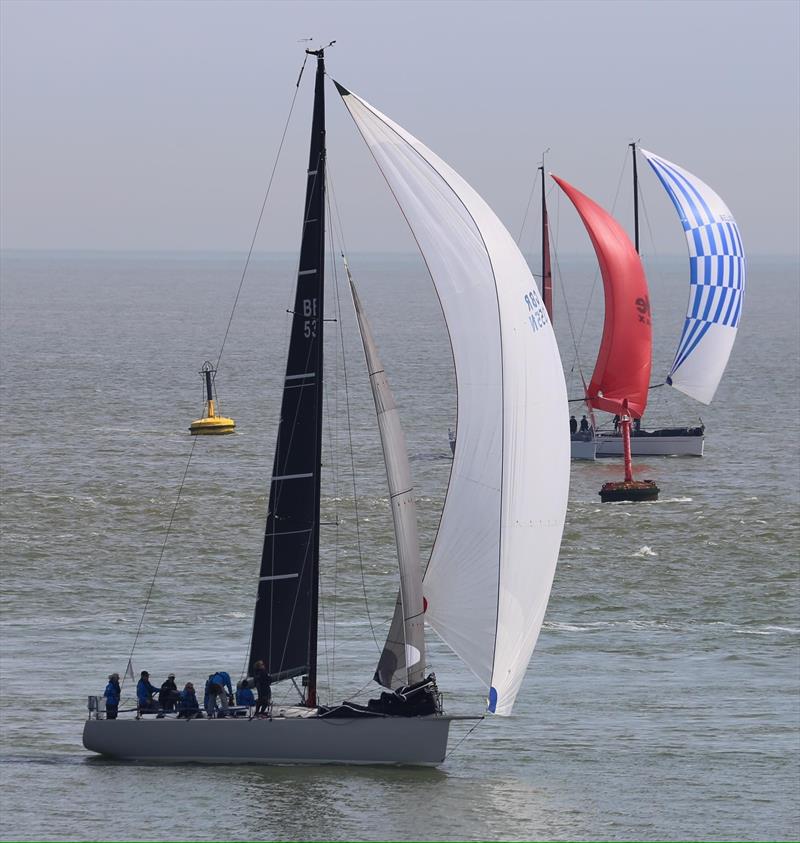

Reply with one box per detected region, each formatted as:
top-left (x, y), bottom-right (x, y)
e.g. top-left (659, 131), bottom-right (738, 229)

top-left (83, 47), bottom-right (570, 765)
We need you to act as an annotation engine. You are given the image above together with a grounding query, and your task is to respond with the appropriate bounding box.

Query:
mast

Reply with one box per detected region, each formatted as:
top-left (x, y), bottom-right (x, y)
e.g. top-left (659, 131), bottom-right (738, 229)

top-left (540, 160), bottom-right (553, 323)
top-left (249, 48), bottom-right (327, 707)
top-left (630, 141), bottom-right (640, 254)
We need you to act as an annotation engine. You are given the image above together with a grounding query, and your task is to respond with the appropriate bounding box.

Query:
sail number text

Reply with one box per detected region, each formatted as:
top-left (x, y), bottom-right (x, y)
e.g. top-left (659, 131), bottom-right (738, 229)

top-left (524, 290), bottom-right (548, 333)
top-left (303, 298), bottom-right (318, 338)
top-left (635, 296), bottom-right (651, 326)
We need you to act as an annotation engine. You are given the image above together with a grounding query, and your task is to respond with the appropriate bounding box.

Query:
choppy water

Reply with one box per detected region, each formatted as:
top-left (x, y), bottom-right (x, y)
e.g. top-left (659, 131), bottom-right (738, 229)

top-left (0, 251), bottom-right (798, 842)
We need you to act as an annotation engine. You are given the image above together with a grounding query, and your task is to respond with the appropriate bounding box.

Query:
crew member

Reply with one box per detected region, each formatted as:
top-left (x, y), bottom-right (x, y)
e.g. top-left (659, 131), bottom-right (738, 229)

top-left (204, 670), bottom-right (233, 716)
top-left (236, 679), bottom-right (255, 708)
top-left (253, 660), bottom-right (272, 716)
top-left (159, 673), bottom-right (178, 712)
top-left (177, 682), bottom-right (201, 719)
top-left (104, 673), bottom-right (121, 720)
top-left (136, 670), bottom-right (159, 715)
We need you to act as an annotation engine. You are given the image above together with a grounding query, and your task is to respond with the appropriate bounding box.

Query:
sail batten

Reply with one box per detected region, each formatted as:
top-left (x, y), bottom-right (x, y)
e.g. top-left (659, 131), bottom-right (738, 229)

top-left (337, 84), bottom-right (570, 716)
top-left (640, 148), bottom-right (745, 404)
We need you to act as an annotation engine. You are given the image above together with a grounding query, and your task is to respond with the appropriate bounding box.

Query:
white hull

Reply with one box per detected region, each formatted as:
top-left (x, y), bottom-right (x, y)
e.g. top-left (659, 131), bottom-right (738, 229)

top-left (570, 438), bottom-right (597, 460)
top-left (595, 432), bottom-right (704, 457)
top-left (83, 713), bottom-right (452, 766)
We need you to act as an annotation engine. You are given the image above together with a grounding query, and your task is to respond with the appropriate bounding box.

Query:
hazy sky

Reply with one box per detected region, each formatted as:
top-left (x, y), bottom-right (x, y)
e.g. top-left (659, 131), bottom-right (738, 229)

top-left (1, 0), bottom-right (798, 255)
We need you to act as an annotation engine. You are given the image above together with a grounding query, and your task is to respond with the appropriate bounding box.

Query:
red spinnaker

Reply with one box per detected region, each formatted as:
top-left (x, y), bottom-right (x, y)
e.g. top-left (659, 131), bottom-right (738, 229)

top-left (552, 174), bottom-right (652, 418)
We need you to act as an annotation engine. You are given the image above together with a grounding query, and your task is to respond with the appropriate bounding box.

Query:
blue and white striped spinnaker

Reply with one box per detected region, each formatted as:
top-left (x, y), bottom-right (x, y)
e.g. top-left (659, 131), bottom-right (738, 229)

top-left (640, 148), bottom-right (745, 405)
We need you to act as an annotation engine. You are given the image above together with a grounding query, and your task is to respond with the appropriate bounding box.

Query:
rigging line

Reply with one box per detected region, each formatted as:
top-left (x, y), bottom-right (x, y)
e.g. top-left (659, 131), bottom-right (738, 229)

top-left (317, 319), bottom-right (338, 698)
top-left (326, 183), bottom-right (381, 659)
top-left (214, 53), bottom-right (309, 375)
top-left (336, 271), bottom-right (383, 656)
top-left (323, 164), bottom-right (358, 698)
top-left (444, 717), bottom-right (485, 760)
top-left (637, 182), bottom-right (675, 390)
top-left (572, 145), bottom-right (630, 364)
top-left (123, 435), bottom-right (200, 692)
top-left (316, 184), bottom-right (345, 701)
top-left (322, 162), bottom-right (357, 697)
top-left (516, 165), bottom-right (541, 246)
top-left (551, 189), bottom-right (587, 397)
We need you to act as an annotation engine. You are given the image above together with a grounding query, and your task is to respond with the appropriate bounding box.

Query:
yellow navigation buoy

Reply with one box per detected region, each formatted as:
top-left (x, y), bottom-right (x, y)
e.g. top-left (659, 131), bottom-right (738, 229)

top-left (189, 362), bottom-right (236, 435)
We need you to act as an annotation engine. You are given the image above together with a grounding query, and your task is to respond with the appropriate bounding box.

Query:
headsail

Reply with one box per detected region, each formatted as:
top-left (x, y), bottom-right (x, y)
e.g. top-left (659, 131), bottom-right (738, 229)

top-left (346, 266), bottom-right (426, 689)
top-left (639, 149), bottom-right (745, 404)
top-left (336, 82), bottom-right (570, 716)
top-left (249, 51), bottom-right (326, 705)
top-left (552, 175), bottom-right (652, 419)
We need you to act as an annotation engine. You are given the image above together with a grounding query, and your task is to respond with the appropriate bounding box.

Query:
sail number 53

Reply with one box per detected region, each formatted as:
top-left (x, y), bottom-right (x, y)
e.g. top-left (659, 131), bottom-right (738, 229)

top-left (303, 298), bottom-right (318, 338)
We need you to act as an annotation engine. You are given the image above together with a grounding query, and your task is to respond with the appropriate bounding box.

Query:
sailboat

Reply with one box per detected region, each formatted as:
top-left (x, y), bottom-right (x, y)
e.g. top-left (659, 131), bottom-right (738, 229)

top-left (448, 161), bottom-right (597, 461)
top-left (83, 48), bottom-right (570, 764)
top-left (532, 161), bottom-right (597, 462)
top-left (552, 173), bottom-right (659, 502)
top-left (594, 144), bottom-right (745, 457)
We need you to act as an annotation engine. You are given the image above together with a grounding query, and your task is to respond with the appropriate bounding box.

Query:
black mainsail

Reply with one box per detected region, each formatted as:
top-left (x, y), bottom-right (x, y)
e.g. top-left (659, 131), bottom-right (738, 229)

top-left (249, 49), bottom-right (326, 706)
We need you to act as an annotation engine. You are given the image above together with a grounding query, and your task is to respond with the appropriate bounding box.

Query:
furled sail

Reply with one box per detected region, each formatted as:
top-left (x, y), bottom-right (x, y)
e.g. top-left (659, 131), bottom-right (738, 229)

top-left (552, 175), bottom-right (652, 419)
top-left (639, 149), bottom-right (745, 405)
top-left (346, 267), bottom-right (426, 689)
top-left (336, 82), bottom-right (570, 716)
top-left (249, 53), bottom-right (326, 700)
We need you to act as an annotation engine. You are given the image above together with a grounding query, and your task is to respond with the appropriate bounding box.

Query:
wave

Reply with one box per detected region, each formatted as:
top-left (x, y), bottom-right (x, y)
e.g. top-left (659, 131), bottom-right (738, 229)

top-left (544, 619), bottom-right (800, 636)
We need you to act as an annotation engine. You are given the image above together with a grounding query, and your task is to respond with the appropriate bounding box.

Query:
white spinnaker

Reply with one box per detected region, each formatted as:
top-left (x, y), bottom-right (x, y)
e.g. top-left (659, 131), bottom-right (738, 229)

top-left (640, 148), bottom-right (745, 404)
top-left (337, 84), bottom-right (570, 716)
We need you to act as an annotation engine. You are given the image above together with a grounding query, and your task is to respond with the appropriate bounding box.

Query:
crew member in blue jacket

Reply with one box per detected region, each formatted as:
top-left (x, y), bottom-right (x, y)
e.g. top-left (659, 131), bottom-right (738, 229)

top-left (236, 679), bottom-right (255, 708)
top-left (177, 682), bottom-right (201, 719)
top-left (204, 670), bottom-right (233, 716)
top-left (136, 670), bottom-right (159, 714)
top-left (104, 672), bottom-right (121, 719)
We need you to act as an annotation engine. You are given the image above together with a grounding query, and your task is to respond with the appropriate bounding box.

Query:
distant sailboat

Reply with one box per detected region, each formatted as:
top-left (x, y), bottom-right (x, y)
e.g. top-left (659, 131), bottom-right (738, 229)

top-left (451, 161), bottom-right (596, 460)
top-left (83, 48), bottom-right (570, 763)
top-left (552, 173), bottom-right (659, 502)
top-left (595, 145), bottom-right (745, 457)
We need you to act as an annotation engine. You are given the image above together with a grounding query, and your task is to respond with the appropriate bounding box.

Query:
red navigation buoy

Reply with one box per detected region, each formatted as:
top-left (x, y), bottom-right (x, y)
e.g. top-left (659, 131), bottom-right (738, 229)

top-left (599, 405), bottom-right (659, 502)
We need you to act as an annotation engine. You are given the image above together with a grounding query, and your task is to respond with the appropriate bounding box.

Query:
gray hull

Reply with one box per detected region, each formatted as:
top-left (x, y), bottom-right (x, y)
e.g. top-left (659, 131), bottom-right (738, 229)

top-left (570, 438), bottom-right (596, 460)
top-left (83, 715), bottom-right (452, 766)
top-left (595, 433), bottom-right (705, 457)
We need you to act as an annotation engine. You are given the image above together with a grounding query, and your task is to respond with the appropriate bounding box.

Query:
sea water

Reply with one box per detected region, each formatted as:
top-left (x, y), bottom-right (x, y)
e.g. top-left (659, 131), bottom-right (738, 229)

top-left (0, 251), bottom-right (797, 841)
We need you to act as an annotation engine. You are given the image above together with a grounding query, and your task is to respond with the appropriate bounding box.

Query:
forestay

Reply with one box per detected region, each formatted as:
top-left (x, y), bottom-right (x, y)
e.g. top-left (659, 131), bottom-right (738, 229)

top-left (336, 82), bottom-right (570, 716)
top-left (640, 149), bottom-right (745, 405)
